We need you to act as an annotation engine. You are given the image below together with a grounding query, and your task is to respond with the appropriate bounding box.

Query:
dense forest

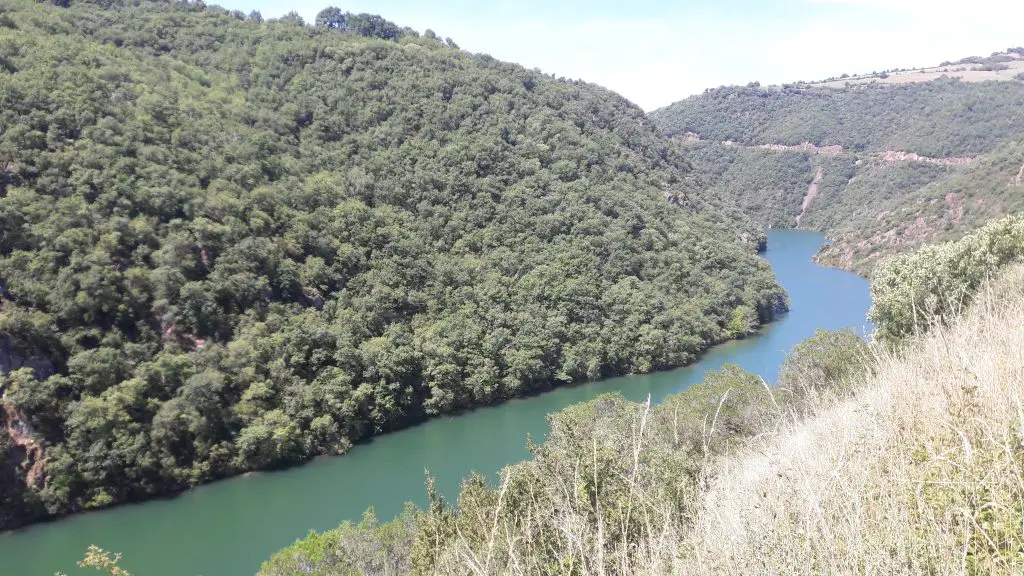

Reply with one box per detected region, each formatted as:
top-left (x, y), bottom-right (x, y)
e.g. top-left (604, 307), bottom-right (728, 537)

top-left (654, 79), bottom-right (1024, 273)
top-left (0, 0), bottom-right (785, 529)
top-left (650, 80), bottom-right (1024, 157)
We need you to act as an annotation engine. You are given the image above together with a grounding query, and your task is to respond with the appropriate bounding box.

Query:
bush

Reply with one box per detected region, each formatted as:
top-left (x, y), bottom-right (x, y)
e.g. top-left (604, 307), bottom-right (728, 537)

top-left (260, 363), bottom-right (780, 576)
top-left (973, 63), bottom-right (1010, 72)
top-left (868, 215), bottom-right (1024, 342)
top-left (259, 506), bottom-right (420, 576)
top-left (777, 328), bottom-right (871, 400)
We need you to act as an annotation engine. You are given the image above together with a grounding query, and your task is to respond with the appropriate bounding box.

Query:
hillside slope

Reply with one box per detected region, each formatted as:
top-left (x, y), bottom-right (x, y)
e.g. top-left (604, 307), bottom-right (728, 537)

top-left (685, 264), bottom-right (1024, 574)
top-left (651, 79), bottom-right (1024, 273)
top-left (651, 80), bottom-right (1024, 157)
top-left (0, 0), bottom-right (783, 529)
top-left (258, 217), bottom-right (1024, 576)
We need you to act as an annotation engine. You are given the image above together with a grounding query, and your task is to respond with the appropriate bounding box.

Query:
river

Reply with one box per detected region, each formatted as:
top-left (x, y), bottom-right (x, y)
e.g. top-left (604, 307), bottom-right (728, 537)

top-left (0, 229), bottom-right (871, 576)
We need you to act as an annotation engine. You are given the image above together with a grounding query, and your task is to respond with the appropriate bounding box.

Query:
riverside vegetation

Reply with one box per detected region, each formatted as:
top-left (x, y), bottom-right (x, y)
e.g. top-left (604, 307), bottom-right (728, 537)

top-left (5, 0), bottom-right (1024, 573)
top-left (245, 218), bottom-right (1024, 575)
top-left (0, 0), bottom-right (786, 530)
top-left (650, 77), bottom-right (1024, 273)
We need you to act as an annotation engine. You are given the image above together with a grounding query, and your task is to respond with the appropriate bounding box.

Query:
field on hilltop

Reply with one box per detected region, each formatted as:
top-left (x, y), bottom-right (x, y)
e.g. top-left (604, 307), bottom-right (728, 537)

top-left (811, 48), bottom-right (1024, 88)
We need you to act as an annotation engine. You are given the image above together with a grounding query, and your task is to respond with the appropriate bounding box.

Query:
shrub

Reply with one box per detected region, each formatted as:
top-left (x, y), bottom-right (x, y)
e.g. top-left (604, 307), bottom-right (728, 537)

top-left (868, 215), bottom-right (1024, 342)
top-left (259, 506), bottom-right (420, 576)
top-left (777, 328), bottom-right (871, 400)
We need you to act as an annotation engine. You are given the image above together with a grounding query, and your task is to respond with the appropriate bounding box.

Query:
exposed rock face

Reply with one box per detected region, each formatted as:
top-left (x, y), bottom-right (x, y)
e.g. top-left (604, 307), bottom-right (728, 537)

top-left (881, 150), bottom-right (975, 166)
top-left (758, 142), bottom-right (844, 155)
top-left (0, 335), bottom-right (54, 379)
top-left (0, 336), bottom-right (51, 508)
top-left (0, 400), bottom-right (46, 491)
top-left (663, 189), bottom-right (693, 211)
top-left (796, 167), bottom-right (824, 226)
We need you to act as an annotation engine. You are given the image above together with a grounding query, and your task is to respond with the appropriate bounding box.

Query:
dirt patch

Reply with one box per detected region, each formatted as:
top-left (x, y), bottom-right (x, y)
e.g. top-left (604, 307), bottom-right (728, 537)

top-left (812, 56), bottom-right (1024, 88)
top-left (1016, 163), bottom-right (1024, 186)
top-left (881, 150), bottom-right (975, 166)
top-left (759, 142), bottom-right (844, 156)
top-left (796, 167), bottom-right (823, 226)
top-left (945, 193), bottom-right (965, 224)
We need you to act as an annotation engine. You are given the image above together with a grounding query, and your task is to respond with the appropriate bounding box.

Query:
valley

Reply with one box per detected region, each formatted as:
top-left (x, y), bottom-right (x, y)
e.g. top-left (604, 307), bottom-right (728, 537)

top-left (1, 1), bottom-right (1023, 575)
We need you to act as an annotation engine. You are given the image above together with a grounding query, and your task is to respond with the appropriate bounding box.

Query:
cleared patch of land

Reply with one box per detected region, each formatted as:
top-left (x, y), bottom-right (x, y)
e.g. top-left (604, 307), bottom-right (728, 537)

top-left (811, 52), bottom-right (1024, 88)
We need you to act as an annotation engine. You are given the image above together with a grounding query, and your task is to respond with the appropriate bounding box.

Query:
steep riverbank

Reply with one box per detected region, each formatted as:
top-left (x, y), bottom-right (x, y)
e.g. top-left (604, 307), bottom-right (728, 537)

top-left (1, 230), bottom-right (870, 576)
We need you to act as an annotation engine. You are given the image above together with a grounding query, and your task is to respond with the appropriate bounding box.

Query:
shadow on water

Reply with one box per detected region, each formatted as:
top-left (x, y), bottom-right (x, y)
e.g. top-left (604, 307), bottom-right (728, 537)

top-left (0, 229), bottom-right (871, 576)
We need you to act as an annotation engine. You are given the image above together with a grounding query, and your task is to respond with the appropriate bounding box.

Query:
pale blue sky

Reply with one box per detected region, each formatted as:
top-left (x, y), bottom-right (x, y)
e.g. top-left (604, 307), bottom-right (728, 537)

top-left (214, 0), bottom-right (1023, 110)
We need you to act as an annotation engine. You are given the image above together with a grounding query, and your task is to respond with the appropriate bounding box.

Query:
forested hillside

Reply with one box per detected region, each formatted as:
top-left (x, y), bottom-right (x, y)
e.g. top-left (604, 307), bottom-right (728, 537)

top-left (0, 0), bottom-right (784, 529)
top-left (651, 80), bottom-right (1024, 157)
top-left (651, 79), bottom-right (1024, 273)
top-left (260, 216), bottom-right (1024, 576)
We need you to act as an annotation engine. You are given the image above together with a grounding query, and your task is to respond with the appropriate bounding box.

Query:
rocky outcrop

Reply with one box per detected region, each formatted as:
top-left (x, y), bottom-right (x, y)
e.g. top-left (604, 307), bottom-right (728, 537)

top-left (796, 167), bottom-right (823, 226)
top-left (0, 400), bottom-right (46, 491)
top-left (881, 150), bottom-right (975, 166)
top-left (663, 189), bottom-right (693, 211)
top-left (0, 335), bottom-right (54, 379)
top-left (758, 142), bottom-right (844, 155)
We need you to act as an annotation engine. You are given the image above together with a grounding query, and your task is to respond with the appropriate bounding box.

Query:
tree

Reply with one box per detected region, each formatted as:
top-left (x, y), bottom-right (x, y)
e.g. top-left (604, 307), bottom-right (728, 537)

top-left (278, 11), bottom-right (304, 26)
top-left (314, 6), bottom-right (344, 30)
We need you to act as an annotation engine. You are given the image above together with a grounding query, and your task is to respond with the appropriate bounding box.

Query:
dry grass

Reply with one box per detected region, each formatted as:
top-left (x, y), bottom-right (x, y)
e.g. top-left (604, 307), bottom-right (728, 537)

top-left (681, 264), bottom-right (1024, 575)
top-left (814, 59), bottom-right (1024, 88)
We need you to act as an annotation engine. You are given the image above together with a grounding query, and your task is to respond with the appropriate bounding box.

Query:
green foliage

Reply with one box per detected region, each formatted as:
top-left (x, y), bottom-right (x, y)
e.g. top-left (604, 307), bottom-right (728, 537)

top-left (817, 140), bottom-right (1024, 273)
top-left (259, 506), bottom-right (420, 576)
top-left (260, 363), bottom-right (786, 576)
top-left (777, 328), bottom-right (870, 400)
top-left (55, 546), bottom-right (132, 576)
top-left (684, 142), bottom-right (816, 227)
top-left (868, 215), bottom-right (1024, 342)
top-left (651, 79), bottom-right (1024, 157)
top-left (0, 0), bottom-right (784, 529)
top-left (726, 305), bottom-right (758, 338)
top-left (799, 159), bottom-right (951, 232)
top-left (263, 353), bottom-right (886, 574)
top-left (655, 78), bottom-right (1024, 274)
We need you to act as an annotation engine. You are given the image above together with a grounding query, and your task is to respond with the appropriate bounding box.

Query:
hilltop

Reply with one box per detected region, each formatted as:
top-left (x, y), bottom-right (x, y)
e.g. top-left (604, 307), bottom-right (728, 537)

top-left (809, 47), bottom-right (1024, 88)
top-left (0, 0), bottom-right (783, 530)
top-left (650, 69), bottom-right (1024, 273)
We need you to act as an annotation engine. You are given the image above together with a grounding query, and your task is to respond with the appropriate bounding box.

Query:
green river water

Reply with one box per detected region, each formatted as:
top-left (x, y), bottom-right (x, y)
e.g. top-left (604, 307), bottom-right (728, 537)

top-left (0, 229), bottom-right (872, 575)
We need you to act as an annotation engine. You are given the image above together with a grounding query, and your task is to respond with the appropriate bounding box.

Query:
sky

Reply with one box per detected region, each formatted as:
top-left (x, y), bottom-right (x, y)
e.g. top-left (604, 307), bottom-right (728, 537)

top-left (214, 0), bottom-right (1024, 111)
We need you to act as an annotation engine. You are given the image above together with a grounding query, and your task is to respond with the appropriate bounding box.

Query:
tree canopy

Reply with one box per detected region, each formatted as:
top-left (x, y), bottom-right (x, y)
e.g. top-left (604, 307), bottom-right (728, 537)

top-left (650, 80), bottom-right (1024, 157)
top-left (0, 0), bottom-right (784, 529)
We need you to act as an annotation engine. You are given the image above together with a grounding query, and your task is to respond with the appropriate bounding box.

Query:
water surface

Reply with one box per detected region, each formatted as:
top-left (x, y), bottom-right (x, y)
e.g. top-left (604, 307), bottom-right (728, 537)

top-left (0, 229), bottom-right (871, 575)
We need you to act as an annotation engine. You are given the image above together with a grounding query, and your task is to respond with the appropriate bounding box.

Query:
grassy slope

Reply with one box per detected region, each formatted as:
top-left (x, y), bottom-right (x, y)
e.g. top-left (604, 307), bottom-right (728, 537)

top-left (685, 264), bottom-right (1024, 574)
